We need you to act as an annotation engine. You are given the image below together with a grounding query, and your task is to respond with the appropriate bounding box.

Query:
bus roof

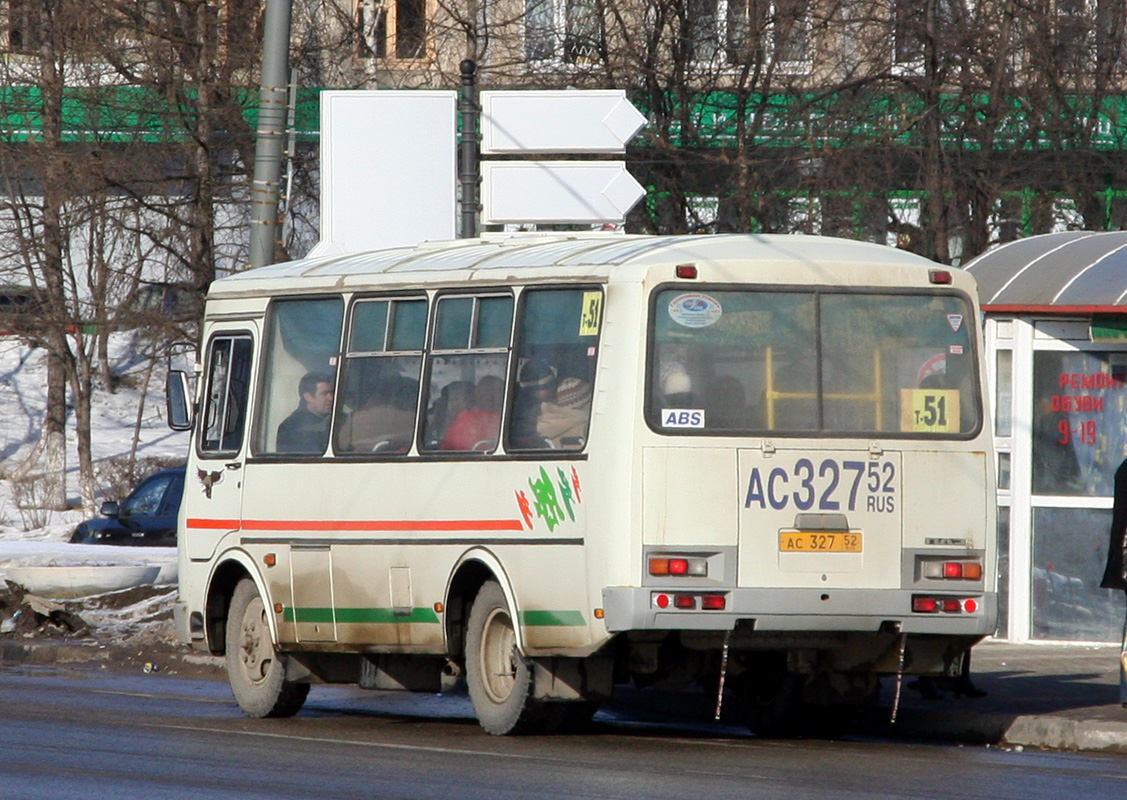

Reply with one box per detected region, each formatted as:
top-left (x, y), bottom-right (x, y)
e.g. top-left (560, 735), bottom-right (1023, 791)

top-left (210, 234), bottom-right (948, 297)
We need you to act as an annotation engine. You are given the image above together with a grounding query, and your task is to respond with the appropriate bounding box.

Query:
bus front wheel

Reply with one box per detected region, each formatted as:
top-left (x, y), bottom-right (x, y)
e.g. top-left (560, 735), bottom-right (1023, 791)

top-left (465, 580), bottom-right (548, 735)
top-left (225, 578), bottom-right (310, 718)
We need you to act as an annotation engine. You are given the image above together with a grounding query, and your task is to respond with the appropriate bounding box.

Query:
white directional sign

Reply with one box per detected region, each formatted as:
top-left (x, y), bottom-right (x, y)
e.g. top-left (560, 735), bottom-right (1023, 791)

top-left (481, 161), bottom-right (646, 225)
top-left (309, 90), bottom-right (456, 257)
top-left (481, 90), bottom-right (647, 154)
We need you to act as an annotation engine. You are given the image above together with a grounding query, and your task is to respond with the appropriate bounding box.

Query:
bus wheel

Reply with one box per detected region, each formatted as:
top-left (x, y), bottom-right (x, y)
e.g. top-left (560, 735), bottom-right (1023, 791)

top-left (465, 581), bottom-right (547, 735)
top-left (225, 578), bottom-right (310, 718)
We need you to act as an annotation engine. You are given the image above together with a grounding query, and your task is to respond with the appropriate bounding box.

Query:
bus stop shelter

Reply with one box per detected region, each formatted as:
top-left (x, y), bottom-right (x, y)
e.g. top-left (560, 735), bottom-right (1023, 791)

top-left (965, 231), bottom-right (1127, 643)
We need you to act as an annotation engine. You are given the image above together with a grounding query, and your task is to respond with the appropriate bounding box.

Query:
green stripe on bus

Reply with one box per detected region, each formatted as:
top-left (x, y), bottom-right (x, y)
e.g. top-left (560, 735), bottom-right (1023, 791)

top-left (283, 607), bottom-right (441, 624)
top-left (519, 610), bottom-right (586, 627)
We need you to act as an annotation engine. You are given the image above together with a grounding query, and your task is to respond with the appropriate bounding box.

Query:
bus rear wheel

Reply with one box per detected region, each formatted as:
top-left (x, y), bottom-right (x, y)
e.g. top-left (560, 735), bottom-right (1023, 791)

top-left (225, 578), bottom-right (310, 718)
top-left (465, 580), bottom-right (549, 735)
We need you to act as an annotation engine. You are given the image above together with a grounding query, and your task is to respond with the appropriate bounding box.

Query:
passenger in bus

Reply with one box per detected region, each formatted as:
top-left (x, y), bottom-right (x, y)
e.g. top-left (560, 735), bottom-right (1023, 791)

top-left (442, 375), bottom-right (504, 451)
top-left (707, 376), bottom-right (749, 429)
top-left (510, 358), bottom-right (558, 449)
top-left (425, 380), bottom-right (474, 448)
top-left (661, 367), bottom-right (694, 407)
top-left (657, 346), bottom-right (696, 408)
top-left (338, 376), bottom-right (417, 453)
top-left (276, 372), bottom-right (334, 453)
top-left (536, 377), bottom-right (592, 449)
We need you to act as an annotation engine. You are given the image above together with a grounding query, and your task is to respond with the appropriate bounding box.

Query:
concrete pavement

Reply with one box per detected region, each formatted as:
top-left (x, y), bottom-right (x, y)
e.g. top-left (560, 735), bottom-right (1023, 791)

top-left (2, 636), bottom-right (1126, 752)
top-left (865, 640), bottom-right (1127, 752)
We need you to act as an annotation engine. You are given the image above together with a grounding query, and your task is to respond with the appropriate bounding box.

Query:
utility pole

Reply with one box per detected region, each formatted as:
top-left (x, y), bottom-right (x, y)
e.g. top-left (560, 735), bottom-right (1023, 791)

top-left (248, 0), bottom-right (292, 268)
top-left (458, 60), bottom-right (480, 239)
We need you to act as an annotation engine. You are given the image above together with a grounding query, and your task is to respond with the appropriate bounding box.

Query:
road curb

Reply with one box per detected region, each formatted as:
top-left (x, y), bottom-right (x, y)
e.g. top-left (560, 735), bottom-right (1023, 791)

top-left (862, 705), bottom-right (1127, 753)
top-left (0, 639), bottom-right (98, 665)
top-left (1004, 714), bottom-right (1127, 753)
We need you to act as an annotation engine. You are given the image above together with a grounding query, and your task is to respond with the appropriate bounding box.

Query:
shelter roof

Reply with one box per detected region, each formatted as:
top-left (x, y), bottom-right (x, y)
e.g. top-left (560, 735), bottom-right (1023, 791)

top-left (964, 231), bottom-right (1127, 312)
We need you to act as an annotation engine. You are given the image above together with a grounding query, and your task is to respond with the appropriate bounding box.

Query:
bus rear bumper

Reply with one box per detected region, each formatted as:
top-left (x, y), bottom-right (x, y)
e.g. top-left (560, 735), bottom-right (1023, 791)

top-left (601, 586), bottom-right (997, 637)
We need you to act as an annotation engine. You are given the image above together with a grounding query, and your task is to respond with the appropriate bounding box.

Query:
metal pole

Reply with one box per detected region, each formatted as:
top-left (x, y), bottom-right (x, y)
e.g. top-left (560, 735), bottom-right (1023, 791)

top-left (458, 59), bottom-right (479, 239)
top-left (248, 0), bottom-right (292, 268)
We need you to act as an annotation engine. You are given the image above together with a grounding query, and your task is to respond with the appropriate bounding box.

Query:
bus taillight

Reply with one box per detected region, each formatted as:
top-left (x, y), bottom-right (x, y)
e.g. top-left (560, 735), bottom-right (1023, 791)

top-left (652, 592), bottom-right (727, 611)
top-left (700, 594), bottom-right (726, 610)
top-left (922, 560), bottom-right (983, 580)
top-left (913, 595), bottom-right (980, 614)
top-left (649, 556), bottom-right (708, 577)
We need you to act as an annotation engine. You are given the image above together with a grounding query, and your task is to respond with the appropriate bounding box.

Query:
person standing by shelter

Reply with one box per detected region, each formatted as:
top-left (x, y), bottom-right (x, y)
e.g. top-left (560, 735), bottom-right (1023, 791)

top-left (1101, 457), bottom-right (1127, 707)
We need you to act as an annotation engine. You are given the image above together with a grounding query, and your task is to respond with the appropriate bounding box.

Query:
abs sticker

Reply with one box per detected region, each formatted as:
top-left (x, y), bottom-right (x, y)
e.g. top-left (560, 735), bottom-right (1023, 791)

top-left (668, 293), bottom-right (722, 328)
top-left (661, 409), bottom-right (705, 428)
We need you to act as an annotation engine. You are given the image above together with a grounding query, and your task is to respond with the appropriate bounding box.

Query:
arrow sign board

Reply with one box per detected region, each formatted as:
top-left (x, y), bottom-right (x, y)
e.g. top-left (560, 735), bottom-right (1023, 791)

top-left (481, 90), bottom-right (647, 154)
top-left (309, 90), bottom-right (456, 256)
top-left (481, 161), bottom-right (645, 225)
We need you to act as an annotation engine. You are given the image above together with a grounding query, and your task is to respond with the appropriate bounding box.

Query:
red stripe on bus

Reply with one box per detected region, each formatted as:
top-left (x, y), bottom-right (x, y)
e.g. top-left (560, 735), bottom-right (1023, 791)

top-left (187, 518), bottom-right (525, 532)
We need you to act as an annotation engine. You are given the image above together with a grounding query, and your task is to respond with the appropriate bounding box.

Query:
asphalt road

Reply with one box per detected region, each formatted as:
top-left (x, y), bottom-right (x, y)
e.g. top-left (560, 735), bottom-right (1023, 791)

top-left (2, 666), bottom-right (1126, 800)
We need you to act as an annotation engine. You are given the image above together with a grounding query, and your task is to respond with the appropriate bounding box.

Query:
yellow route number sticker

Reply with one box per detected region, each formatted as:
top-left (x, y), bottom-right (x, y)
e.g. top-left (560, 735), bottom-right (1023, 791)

top-left (579, 291), bottom-right (603, 337)
top-left (900, 388), bottom-right (960, 433)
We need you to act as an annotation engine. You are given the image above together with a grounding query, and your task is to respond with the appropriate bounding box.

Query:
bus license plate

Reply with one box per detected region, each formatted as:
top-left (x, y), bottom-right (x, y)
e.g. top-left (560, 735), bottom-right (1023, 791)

top-left (779, 532), bottom-right (863, 553)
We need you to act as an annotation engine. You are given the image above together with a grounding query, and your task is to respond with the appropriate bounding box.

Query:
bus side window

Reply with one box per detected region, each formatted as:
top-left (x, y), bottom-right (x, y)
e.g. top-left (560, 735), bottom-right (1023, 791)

top-left (200, 334), bottom-right (253, 454)
top-left (253, 297), bottom-right (345, 456)
top-left (421, 293), bottom-right (513, 453)
top-left (335, 297), bottom-right (425, 455)
top-left (507, 288), bottom-right (600, 452)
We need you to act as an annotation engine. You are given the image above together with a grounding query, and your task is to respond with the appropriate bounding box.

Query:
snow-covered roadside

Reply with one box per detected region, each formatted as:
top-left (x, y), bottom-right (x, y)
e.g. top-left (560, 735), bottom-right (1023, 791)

top-left (1, 334), bottom-right (189, 643)
top-left (0, 335), bottom-right (191, 525)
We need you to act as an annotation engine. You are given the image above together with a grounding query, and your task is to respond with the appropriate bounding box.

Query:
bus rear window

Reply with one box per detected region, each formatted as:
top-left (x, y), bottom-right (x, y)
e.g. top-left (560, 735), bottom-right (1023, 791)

top-left (648, 287), bottom-right (980, 437)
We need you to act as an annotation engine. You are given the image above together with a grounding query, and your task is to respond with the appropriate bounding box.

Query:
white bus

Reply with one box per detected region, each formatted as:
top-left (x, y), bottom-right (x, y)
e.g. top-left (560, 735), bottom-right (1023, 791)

top-left (168, 234), bottom-right (996, 735)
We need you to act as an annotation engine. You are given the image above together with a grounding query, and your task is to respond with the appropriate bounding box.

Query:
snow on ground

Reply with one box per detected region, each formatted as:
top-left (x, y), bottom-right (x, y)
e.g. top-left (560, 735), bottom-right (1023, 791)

top-left (0, 333), bottom-right (190, 638)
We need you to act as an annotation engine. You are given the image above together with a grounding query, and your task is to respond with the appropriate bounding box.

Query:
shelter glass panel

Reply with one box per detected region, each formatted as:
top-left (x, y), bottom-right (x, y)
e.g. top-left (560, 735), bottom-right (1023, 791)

top-left (1031, 506), bottom-right (1124, 642)
top-left (1032, 351), bottom-right (1127, 496)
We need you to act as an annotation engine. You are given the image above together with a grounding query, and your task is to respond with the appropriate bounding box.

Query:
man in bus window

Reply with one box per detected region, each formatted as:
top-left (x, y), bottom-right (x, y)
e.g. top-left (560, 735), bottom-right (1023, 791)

top-left (277, 372), bottom-right (334, 453)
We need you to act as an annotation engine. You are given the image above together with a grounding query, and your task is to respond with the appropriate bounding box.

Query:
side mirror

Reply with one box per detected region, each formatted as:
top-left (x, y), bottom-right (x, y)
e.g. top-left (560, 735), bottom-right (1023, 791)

top-left (167, 369), bottom-right (193, 431)
top-left (100, 501), bottom-right (120, 518)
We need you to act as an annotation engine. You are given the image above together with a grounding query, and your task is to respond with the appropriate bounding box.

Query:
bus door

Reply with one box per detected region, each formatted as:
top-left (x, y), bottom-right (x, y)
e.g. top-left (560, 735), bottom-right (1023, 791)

top-left (184, 329), bottom-right (256, 563)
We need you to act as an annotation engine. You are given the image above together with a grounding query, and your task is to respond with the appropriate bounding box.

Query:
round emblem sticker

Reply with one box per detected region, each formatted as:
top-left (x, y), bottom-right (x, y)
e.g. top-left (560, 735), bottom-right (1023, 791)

top-left (668, 293), bottom-right (723, 328)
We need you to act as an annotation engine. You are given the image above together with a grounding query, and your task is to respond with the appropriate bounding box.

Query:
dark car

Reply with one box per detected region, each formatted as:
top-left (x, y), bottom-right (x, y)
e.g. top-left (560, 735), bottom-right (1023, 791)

top-left (70, 467), bottom-right (184, 546)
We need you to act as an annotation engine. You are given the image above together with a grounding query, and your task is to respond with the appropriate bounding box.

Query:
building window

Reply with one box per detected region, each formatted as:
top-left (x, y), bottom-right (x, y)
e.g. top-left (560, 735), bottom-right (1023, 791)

top-left (891, 0), bottom-right (962, 73)
top-left (1096, 0), bottom-right (1127, 70)
top-left (891, 0), bottom-right (923, 68)
top-left (703, 0), bottom-right (812, 69)
top-left (524, 0), bottom-right (606, 64)
top-left (354, 0), bottom-right (430, 60)
top-left (7, 0), bottom-right (45, 52)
